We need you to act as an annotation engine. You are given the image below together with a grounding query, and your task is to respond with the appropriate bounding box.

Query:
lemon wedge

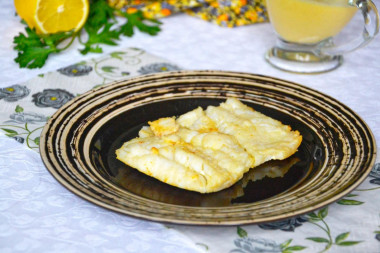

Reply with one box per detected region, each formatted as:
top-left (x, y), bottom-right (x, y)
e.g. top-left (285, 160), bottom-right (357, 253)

top-left (14, 0), bottom-right (89, 34)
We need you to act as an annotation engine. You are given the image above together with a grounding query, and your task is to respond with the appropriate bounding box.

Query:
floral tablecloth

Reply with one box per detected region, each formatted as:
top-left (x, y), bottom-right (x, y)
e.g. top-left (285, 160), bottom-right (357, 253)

top-left (0, 48), bottom-right (203, 253)
top-left (172, 161), bottom-right (380, 253)
top-left (0, 48), bottom-right (180, 151)
top-left (1, 48), bottom-right (379, 253)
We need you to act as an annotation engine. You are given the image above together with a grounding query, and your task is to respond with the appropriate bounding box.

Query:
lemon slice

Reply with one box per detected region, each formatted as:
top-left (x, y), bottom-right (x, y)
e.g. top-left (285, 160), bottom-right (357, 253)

top-left (15, 0), bottom-right (89, 34)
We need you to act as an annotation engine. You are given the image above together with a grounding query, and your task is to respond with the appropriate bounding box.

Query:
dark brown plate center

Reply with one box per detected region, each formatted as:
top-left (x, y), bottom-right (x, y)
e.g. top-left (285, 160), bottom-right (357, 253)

top-left (90, 98), bottom-right (323, 207)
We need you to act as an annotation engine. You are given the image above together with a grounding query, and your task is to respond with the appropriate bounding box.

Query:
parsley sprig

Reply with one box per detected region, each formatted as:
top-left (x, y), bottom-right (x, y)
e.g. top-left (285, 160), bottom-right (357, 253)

top-left (13, 0), bottom-right (161, 69)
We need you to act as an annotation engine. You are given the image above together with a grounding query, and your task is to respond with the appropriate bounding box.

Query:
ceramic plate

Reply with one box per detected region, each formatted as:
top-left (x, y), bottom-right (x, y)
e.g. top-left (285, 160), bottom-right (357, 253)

top-left (40, 70), bottom-right (376, 225)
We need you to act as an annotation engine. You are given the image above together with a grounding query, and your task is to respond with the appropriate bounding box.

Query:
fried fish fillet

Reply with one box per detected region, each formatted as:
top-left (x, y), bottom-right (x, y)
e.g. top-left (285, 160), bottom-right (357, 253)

top-left (205, 98), bottom-right (303, 167)
top-left (116, 117), bottom-right (254, 193)
top-left (116, 98), bottom-right (302, 193)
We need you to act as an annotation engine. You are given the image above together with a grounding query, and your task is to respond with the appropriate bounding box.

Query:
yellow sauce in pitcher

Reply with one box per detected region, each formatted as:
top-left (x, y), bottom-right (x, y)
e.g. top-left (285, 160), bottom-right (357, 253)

top-left (266, 0), bottom-right (357, 44)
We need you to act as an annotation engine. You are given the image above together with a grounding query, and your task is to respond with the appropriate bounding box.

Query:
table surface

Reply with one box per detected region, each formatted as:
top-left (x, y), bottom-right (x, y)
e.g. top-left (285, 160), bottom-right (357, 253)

top-left (1, 1), bottom-right (380, 252)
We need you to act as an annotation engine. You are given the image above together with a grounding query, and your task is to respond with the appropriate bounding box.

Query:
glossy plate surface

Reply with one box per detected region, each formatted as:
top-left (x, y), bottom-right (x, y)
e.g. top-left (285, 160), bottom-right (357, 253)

top-left (40, 71), bottom-right (376, 225)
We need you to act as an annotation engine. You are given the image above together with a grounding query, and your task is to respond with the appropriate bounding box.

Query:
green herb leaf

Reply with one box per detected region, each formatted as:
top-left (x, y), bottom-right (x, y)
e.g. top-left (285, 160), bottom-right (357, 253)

top-left (79, 0), bottom-right (120, 54)
top-left (280, 239), bottom-right (292, 248)
top-left (118, 10), bottom-right (161, 37)
top-left (318, 207), bottom-right (328, 219)
top-left (13, 27), bottom-right (72, 68)
top-left (110, 51), bottom-right (126, 60)
top-left (285, 245), bottom-right (307, 251)
top-left (335, 232), bottom-right (350, 244)
top-left (15, 46), bottom-right (56, 68)
top-left (307, 212), bottom-right (318, 219)
top-left (101, 66), bottom-right (117, 73)
top-left (337, 199), bottom-right (364, 205)
top-left (195, 243), bottom-right (209, 251)
top-left (2, 129), bottom-right (18, 137)
top-left (87, 0), bottom-right (115, 29)
top-left (1, 128), bottom-right (18, 135)
top-left (237, 226), bottom-right (248, 238)
top-left (41, 31), bottom-right (74, 46)
top-left (306, 237), bottom-right (329, 243)
top-left (34, 137), bottom-right (40, 145)
top-left (15, 105), bottom-right (24, 113)
top-left (13, 27), bottom-right (43, 51)
top-left (92, 84), bottom-right (104, 89)
top-left (337, 241), bottom-right (362, 246)
top-left (6, 133), bottom-right (18, 137)
top-left (80, 22), bottom-right (120, 55)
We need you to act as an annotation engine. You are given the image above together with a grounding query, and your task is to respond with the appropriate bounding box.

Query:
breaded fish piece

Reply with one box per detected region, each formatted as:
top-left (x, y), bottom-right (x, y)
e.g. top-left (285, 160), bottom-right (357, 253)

top-left (116, 117), bottom-right (254, 193)
top-left (116, 98), bottom-right (302, 193)
top-left (176, 107), bottom-right (218, 133)
top-left (205, 98), bottom-right (302, 167)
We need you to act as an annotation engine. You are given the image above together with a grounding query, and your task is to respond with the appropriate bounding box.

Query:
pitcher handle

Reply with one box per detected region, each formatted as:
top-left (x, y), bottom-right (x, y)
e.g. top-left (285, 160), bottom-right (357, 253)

top-left (320, 0), bottom-right (379, 56)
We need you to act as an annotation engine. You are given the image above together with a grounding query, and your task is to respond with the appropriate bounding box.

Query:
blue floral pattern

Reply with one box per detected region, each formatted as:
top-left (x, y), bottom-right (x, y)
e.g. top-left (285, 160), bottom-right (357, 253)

top-left (138, 63), bottom-right (181, 75)
top-left (0, 85), bottom-right (30, 102)
top-left (369, 163), bottom-right (380, 185)
top-left (57, 64), bottom-right (93, 77)
top-left (12, 136), bottom-right (24, 144)
top-left (32, 89), bottom-right (74, 109)
top-left (258, 216), bottom-right (309, 232)
top-left (8, 112), bottom-right (47, 124)
top-left (231, 227), bottom-right (306, 252)
top-left (231, 237), bottom-right (282, 253)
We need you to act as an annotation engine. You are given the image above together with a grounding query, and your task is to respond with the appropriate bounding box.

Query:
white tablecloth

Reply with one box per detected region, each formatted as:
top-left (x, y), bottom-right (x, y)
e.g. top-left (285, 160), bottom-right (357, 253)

top-left (1, 1), bottom-right (380, 252)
